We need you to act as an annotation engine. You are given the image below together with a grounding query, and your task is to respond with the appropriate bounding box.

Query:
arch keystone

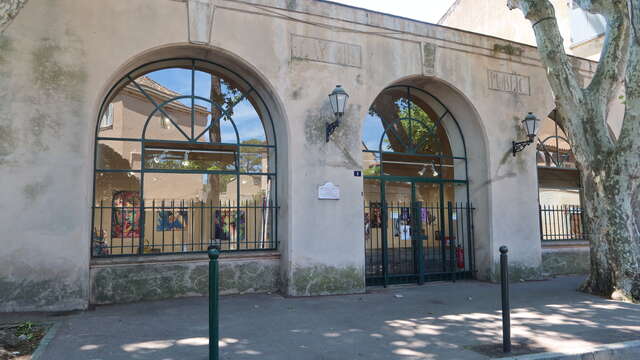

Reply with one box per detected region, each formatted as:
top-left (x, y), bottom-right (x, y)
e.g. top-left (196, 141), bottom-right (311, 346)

top-left (188, 0), bottom-right (215, 45)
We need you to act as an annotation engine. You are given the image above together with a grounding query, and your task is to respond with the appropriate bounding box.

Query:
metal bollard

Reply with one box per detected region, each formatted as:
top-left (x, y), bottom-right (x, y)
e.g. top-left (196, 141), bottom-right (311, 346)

top-left (208, 245), bottom-right (220, 360)
top-left (500, 246), bottom-right (511, 353)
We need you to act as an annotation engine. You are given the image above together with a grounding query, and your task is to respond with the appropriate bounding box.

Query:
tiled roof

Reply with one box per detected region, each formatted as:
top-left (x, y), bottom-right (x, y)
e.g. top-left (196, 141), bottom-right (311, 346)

top-left (135, 76), bottom-right (182, 98)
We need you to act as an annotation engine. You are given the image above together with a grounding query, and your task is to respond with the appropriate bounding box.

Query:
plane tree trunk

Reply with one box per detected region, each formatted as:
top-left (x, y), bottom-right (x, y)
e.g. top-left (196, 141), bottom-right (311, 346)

top-left (1, 0), bottom-right (28, 33)
top-left (508, 0), bottom-right (640, 302)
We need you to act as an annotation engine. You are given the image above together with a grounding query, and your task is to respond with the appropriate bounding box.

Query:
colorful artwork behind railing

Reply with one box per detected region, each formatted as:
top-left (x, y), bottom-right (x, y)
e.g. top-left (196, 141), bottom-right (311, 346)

top-left (111, 191), bottom-right (141, 238)
top-left (215, 210), bottom-right (245, 241)
top-left (156, 210), bottom-right (188, 231)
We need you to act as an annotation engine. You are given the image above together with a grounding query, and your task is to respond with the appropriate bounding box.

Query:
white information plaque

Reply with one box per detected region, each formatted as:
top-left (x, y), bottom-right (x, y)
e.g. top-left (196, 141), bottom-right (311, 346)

top-left (318, 182), bottom-right (340, 200)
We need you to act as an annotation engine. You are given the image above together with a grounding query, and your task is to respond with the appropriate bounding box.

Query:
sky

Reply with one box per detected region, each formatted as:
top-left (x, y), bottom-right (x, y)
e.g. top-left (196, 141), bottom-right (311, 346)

top-left (328, 0), bottom-right (457, 24)
top-left (145, 68), bottom-right (266, 144)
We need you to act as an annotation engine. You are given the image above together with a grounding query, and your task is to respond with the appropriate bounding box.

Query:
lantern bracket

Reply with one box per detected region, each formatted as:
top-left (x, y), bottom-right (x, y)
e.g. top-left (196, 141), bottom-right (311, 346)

top-left (326, 115), bottom-right (341, 142)
top-left (512, 112), bottom-right (540, 156)
top-left (512, 138), bottom-right (534, 157)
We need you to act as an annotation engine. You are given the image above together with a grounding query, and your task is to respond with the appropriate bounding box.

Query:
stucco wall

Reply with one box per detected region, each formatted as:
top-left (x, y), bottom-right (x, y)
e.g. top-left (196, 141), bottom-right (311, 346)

top-left (0, 0), bottom-right (600, 310)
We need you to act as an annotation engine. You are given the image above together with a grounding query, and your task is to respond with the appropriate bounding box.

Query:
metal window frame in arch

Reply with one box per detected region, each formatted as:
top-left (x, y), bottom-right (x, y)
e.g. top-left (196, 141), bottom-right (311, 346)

top-left (92, 58), bottom-right (278, 258)
top-left (536, 110), bottom-right (577, 170)
top-left (362, 85), bottom-right (469, 186)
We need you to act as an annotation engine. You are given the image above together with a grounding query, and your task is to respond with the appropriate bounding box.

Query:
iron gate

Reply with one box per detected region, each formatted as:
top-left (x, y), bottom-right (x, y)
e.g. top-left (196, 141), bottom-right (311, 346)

top-left (365, 201), bottom-right (475, 286)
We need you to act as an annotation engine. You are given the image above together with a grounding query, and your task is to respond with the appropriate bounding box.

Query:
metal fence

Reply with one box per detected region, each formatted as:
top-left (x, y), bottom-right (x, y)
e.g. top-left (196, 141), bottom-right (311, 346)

top-left (92, 199), bottom-right (277, 257)
top-left (539, 204), bottom-right (585, 241)
top-left (365, 201), bottom-right (475, 286)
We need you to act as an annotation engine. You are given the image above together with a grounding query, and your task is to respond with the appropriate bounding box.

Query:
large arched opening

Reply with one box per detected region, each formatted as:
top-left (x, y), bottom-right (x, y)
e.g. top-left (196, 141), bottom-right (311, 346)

top-left (361, 83), bottom-right (477, 286)
top-left (91, 52), bottom-right (286, 261)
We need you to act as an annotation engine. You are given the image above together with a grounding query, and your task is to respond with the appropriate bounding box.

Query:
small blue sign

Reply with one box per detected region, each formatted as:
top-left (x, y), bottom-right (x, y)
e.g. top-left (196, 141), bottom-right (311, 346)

top-left (354, 171), bottom-right (362, 177)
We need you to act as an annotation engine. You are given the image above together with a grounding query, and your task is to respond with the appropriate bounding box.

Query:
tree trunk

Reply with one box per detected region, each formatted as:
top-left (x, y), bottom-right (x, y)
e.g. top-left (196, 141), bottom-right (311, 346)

top-left (0, 0), bottom-right (28, 33)
top-left (371, 96), bottom-right (410, 153)
top-left (206, 76), bottom-right (222, 207)
top-left (580, 161), bottom-right (640, 301)
top-left (507, 0), bottom-right (640, 303)
top-left (204, 76), bottom-right (222, 244)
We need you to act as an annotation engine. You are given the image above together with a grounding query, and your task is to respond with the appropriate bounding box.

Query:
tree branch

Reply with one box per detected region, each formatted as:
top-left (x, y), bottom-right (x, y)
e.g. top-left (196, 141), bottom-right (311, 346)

top-left (508, 0), bottom-right (592, 155)
top-left (580, 0), bottom-right (630, 111)
top-left (629, 0), bottom-right (640, 45)
top-left (616, 27), bottom-right (640, 175)
top-left (0, 0), bottom-right (28, 33)
top-left (508, 0), bottom-right (584, 109)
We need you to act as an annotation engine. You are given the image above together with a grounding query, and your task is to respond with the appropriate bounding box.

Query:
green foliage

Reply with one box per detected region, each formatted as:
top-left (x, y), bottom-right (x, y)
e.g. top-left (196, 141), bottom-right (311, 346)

top-left (143, 156), bottom-right (233, 172)
top-left (143, 139), bottom-right (266, 173)
top-left (239, 138), bottom-right (268, 173)
top-left (16, 321), bottom-right (35, 340)
top-left (398, 101), bottom-right (439, 153)
top-left (212, 78), bottom-right (244, 122)
top-left (363, 165), bottom-right (380, 176)
top-left (370, 97), bottom-right (440, 154)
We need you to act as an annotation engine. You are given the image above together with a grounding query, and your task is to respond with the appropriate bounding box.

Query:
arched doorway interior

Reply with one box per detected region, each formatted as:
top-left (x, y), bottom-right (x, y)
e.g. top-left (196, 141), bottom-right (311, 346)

top-left (362, 85), bottom-right (474, 286)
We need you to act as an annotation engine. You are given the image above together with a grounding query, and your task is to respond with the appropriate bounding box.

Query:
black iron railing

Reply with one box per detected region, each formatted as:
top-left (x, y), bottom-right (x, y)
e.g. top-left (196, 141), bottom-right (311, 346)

top-left (92, 199), bottom-right (277, 257)
top-left (364, 201), bottom-right (475, 286)
top-left (539, 204), bottom-right (585, 241)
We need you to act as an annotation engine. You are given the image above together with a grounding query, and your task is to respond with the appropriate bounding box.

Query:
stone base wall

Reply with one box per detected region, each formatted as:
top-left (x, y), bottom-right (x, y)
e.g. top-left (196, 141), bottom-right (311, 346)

top-left (491, 262), bottom-right (544, 282)
top-left (289, 264), bottom-right (365, 296)
top-left (542, 244), bottom-right (590, 276)
top-left (90, 252), bottom-right (280, 305)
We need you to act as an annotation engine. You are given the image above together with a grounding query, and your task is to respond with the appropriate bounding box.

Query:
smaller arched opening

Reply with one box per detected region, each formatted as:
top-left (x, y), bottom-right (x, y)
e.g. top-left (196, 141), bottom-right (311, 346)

top-left (92, 58), bottom-right (278, 257)
top-left (362, 85), bottom-right (474, 286)
top-left (536, 110), bottom-right (585, 242)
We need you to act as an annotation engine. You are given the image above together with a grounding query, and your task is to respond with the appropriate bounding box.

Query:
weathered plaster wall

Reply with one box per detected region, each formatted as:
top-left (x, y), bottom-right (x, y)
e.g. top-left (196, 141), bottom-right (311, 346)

top-left (0, 0), bottom-right (92, 311)
top-left (0, 0), bottom-right (599, 310)
top-left (542, 246), bottom-right (590, 276)
top-left (90, 254), bottom-right (280, 304)
top-left (0, 0), bottom-right (190, 311)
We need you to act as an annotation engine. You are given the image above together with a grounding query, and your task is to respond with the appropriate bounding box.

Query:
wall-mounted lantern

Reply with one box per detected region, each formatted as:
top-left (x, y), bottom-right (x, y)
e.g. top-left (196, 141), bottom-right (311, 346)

top-left (512, 112), bottom-right (540, 156)
top-left (326, 85), bottom-right (349, 142)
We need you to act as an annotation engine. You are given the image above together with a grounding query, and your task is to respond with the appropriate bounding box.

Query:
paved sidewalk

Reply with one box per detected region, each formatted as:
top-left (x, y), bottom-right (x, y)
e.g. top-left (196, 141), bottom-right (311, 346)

top-left (33, 276), bottom-right (640, 359)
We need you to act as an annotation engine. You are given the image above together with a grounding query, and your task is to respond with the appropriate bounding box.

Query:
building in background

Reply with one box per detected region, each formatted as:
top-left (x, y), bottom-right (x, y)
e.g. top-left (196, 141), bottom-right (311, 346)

top-left (439, 0), bottom-right (606, 60)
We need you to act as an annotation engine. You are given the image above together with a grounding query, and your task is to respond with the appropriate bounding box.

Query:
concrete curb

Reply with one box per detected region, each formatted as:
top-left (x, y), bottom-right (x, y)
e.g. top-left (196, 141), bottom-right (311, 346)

top-left (31, 321), bottom-right (61, 360)
top-left (494, 340), bottom-right (640, 360)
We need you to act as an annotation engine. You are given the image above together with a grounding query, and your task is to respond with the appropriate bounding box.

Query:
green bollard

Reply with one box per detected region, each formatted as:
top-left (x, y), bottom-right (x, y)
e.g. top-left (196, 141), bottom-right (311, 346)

top-left (208, 245), bottom-right (220, 360)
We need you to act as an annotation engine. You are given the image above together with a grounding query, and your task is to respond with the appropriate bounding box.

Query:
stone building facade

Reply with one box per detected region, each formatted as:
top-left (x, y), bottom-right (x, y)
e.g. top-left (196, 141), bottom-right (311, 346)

top-left (0, 0), bottom-right (620, 311)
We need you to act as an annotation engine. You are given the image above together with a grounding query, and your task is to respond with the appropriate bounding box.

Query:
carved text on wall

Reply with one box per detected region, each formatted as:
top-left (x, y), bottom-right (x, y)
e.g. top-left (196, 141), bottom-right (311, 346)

top-left (487, 70), bottom-right (530, 95)
top-left (291, 34), bottom-right (362, 68)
